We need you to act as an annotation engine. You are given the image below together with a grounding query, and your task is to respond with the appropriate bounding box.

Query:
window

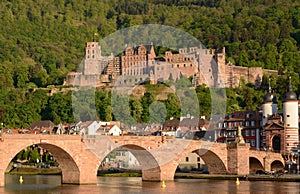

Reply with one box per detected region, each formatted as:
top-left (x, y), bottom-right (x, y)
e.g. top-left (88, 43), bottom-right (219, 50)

top-left (240, 122), bottom-right (243, 127)
top-left (197, 157), bottom-right (200, 162)
top-left (234, 122), bottom-right (238, 127)
top-left (223, 123), bottom-right (227, 128)
top-left (245, 130), bottom-right (250, 136)
top-left (251, 121), bottom-right (255, 127)
top-left (251, 140), bottom-right (255, 147)
top-left (245, 121), bottom-right (249, 127)
top-left (287, 115), bottom-right (290, 117)
top-left (218, 123), bottom-right (222, 129)
top-left (251, 130), bottom-right (255, 136)
top-left (228, 122), bottom-right (232, 128)
top-left (186, 157), bottom-right (189, 162)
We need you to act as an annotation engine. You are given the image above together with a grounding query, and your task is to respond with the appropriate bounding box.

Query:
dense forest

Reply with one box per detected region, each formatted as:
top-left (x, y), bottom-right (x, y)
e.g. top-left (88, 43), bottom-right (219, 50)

top-left (0, 0), bottom-right (299, 128)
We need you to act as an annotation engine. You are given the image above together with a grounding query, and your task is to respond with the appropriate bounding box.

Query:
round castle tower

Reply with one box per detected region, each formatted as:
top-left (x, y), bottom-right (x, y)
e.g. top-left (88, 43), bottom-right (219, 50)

top-left (262, 79), bottom-right (277, 126)
top-left (283, 77), bottom-right (299, 153)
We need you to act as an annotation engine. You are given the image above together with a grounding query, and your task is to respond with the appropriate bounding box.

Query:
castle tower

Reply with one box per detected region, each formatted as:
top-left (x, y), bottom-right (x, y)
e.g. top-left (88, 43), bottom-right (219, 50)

top-left (262, 79), bottom-right (276, 126)
top-left (83, 42), bottom-right (102, 75)
top-left (283, 77), bottom-right (299, 153)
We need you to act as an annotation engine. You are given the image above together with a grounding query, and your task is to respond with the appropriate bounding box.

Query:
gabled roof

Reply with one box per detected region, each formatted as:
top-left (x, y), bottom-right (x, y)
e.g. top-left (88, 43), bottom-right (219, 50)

top-left (29, 120), bottom-right (54, 130)
top-left (164, 118), bottom-right (180, 127)
top-left (264, 122), bottom-right (284, 130)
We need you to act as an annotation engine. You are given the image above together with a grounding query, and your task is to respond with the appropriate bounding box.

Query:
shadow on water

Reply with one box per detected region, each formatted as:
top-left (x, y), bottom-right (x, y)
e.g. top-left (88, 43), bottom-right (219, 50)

top-left (4, 174), bottom-right (61, 193)
top-left (3, 175), bottom-right (300, 193)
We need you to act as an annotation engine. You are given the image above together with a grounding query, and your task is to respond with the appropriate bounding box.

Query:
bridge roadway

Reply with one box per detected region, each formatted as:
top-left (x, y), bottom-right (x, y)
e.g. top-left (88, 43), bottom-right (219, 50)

top-left (0, 134), bottom-right (285, 186)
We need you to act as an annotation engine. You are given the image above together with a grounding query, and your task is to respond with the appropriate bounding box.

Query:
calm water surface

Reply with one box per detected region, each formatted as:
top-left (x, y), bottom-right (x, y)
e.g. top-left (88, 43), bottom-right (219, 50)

top-left (2, 175), bottom-right (300, 193)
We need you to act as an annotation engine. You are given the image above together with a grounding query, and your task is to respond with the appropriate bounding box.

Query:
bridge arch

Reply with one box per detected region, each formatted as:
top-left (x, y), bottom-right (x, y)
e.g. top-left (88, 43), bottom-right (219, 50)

top-left (0, 134), bottom-right (98, 186)
top-left (192, 149), bottom-right (227, 174)
top-left (4, 143), bottom-right (81, 184)
top-left (249, 157), bottom-right (264, 174)
top-left (155, 140), bottom-right (227, 180)
top-left (271, 160), bottom-right (284, 171)
top-left (97, 144), bottom-right (161, 181)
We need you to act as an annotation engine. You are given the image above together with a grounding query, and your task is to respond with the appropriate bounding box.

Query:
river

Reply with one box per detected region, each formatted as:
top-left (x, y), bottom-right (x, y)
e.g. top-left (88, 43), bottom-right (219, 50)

top-left (2, 175), bottom-right (300, 193)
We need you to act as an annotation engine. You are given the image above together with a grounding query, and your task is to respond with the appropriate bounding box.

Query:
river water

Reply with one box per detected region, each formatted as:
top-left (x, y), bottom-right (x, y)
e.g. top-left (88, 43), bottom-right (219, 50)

top-left (2, 175), bottom-right (300, 193)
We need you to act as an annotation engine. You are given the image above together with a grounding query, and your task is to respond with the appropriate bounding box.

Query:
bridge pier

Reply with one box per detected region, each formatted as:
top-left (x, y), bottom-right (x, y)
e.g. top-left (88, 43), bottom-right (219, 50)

top-left (142, 164), bottom-right (176, 181)
top-left (227, 142), bottom-right (250, 175)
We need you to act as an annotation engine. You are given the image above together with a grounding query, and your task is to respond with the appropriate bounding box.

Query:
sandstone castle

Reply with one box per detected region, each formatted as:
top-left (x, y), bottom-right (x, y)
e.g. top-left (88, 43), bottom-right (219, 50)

top-left (65, 42), bottom-right (277, 88)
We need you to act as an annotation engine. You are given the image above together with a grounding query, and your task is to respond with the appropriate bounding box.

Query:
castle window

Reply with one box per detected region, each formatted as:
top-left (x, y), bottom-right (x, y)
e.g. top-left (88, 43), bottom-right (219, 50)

top-left (287, 115), bottom-right (290, 117)
top-left (190, 64), bottom-right (192, 67)
top-left (177, 64), bottom-right (179, 67)
top-left (92, 55), bottom-right (94, 58)
top-left (287, 124), bottom-right (290, 126)
top-left (186, 157), bottom-right (189, 162)
top-left (92, 50), bottom-right (94, 54)
top-left (184, 64), bottom-right (186, 67)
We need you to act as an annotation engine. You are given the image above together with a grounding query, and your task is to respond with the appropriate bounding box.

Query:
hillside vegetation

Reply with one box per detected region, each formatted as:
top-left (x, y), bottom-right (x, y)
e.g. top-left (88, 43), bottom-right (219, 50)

top-left (0, 0), bottom-right (299, 128)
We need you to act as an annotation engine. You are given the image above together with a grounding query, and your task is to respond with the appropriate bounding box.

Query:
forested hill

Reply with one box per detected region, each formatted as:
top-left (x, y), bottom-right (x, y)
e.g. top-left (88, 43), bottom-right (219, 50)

top-left (0, 0), bottom-right (299, 89)
top-left (0, 0), bottom-right (300, 129)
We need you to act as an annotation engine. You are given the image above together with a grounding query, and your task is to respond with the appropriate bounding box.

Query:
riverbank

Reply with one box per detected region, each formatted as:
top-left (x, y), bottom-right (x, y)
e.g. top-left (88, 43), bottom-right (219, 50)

top-left (7, 168), bottom-right (300, 182)
top-left (6, 167), bottom-right (61, 175)
top-left (174, 173), bottom-right (300, 182)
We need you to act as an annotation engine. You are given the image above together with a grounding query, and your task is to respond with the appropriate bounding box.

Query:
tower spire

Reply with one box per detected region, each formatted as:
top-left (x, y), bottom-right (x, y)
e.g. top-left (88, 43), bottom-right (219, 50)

top-left (288, 76), bottom-right (293, 92)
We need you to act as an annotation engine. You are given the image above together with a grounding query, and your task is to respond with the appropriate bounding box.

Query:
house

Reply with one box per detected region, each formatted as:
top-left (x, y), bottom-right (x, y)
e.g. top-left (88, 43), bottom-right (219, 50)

top-left (97, 124), bottom-right (122, 136)
top-left (28, 120), bottom-right (55, 134)
top-left (78, 121), bottom-right (101, 135)
top-left (215, 110), bottom-right (262, 149)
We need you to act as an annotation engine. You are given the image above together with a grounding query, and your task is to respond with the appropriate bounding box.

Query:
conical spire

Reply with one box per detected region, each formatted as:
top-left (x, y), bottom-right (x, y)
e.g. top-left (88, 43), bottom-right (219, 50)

top-left (288, 76), bottom-right (293, 92)
top-left (284, 76), bottom-right (297, 101)
top-left (263, 78), bottom-right (273, 103)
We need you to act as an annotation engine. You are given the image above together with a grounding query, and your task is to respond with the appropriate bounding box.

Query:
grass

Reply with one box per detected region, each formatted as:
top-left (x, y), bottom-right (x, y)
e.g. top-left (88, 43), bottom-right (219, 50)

top-left (6, 167), bottom-right (62, 175)
top-left (98, 172), bottom-right (142, 177)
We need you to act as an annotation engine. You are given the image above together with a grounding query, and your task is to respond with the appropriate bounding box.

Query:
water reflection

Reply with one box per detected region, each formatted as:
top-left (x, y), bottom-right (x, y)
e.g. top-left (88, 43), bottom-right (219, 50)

top-left (2, 175), bottom-right (300, 193)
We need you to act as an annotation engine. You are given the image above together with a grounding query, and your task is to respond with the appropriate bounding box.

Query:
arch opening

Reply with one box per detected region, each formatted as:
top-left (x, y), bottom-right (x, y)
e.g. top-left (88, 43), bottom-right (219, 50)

top-left (97, 144), bottom-right (160, 180)
top-left (249, 157), bottom-right (264, 174)
top-left (271, 160), bottom-right (284, 171)
top-left (272, 135), bottom-right (281, 152)
top-left (174, 149), bottom-right (227, 175)
top-left (176, 152), bottom-right (208, 174)
top-left (5, 143), bottom-right (80, 185)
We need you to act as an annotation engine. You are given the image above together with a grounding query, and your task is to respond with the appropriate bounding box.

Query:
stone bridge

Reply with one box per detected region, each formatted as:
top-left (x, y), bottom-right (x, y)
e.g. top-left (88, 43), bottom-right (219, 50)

top-left (0, 134), bottom-right (285, 186)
